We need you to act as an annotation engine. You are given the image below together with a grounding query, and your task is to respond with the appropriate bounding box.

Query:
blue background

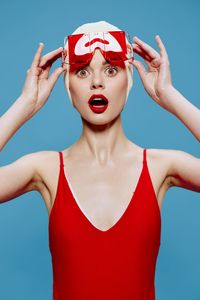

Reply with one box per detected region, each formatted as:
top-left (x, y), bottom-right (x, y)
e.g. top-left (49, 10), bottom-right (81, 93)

top-left (0, 0), bottom-right (200, 299)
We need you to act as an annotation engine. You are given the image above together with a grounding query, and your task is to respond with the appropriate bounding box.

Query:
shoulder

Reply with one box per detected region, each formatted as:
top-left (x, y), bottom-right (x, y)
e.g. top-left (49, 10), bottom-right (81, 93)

top-left (31, 150), bottom-right (61, 179)
top-left (29, 151), bottom-right (63, 207)
top-left (145, 147), bottom-right (178, 186)
top-left (146, 147), bottom-right (178, 165)
top-left (146, 147), bottom-right (200, 187)
top-left (26, 150), bottom-right (59, 169)
top-left (20, 150), bottom-right (61, 193)
top-left (147, 147), bottom-right (198, 169)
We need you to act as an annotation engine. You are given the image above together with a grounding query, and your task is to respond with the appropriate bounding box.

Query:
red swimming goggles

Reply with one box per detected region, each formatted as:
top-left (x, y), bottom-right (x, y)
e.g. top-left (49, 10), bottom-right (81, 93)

top-left (62, 30), bottom-right (134, 71)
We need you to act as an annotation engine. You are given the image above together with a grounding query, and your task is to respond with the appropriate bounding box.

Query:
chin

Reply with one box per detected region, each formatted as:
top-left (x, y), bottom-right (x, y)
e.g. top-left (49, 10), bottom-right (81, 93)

top-left (80, 110), bottom-right (122, 126)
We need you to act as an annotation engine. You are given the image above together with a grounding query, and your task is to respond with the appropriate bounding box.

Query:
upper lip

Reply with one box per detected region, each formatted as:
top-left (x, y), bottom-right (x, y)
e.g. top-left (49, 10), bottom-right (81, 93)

top-left (88, 94), bottom-right (109, 105)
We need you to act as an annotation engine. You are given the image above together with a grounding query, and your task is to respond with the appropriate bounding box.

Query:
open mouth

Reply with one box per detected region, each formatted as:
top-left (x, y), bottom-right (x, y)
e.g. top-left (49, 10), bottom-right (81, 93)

top-left (89, 98), bottom-right (108, 107)
top-left (88, 94), bottom-right (109, 108)
top-left (88, 94), bottom-right (109, 113)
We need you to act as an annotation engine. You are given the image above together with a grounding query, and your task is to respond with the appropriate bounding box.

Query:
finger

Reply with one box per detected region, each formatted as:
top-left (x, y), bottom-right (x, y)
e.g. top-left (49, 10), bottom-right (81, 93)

top-left (61, 49), bottom-right (68, 66)
top-left (27, 65), bottom-right (43, 77)
top-left (39, 62), bottom-right (67, 80)
top-left (48, 67), bottom-right (65, 90)
top-left (31, 42), bottom-right (44, 69)
top-left (144, 58), bottom-right (153, 69)
top-left (132, 59), bottom-right (147, 81)
top-left (39, 47), bottom-right (64, 67)
top-left (132, 44), bottom-right (152, 61)
top-left (133, 36), bottom-right (159, 60)
top-left (39, 65), bottom-right (51, 80)
top-left (144, 58), bottom-right (159, 71)
top-left (155, 35), bottom-right (169, 60)
top-left (62, 48), bottom-right (67, 58)
top-left (151, 57), bottom-right (162, 68)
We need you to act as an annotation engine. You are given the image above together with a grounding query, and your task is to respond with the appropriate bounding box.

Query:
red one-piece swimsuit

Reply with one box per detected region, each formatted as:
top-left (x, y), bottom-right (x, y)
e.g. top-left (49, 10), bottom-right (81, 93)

top-left (49, 148), bottom-right (161, 300)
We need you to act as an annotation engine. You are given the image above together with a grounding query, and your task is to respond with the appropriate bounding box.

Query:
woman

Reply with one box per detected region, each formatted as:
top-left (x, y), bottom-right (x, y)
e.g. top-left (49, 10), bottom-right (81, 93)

top-left (0, 20), bottom-right (200, 299)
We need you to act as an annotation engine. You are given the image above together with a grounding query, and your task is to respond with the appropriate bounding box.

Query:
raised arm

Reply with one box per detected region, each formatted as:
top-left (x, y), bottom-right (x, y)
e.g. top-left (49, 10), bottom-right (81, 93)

top-left (131, 35), bottom-right (200, 142)
top-left (0, 43), bottom-right (66, 152)
top-left (0, 42), bottom-right (67, 204)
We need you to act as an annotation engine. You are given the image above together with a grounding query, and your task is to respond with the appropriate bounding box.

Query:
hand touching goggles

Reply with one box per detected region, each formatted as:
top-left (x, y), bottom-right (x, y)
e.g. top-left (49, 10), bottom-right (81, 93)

top-left (62, 30), bottom-right (134, 71)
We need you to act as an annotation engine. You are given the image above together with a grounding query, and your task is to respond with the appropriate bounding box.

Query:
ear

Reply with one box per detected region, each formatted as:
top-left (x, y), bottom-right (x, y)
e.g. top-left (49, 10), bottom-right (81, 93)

top-left (126, 43), bottom-right (132, 50)
top-left (63, 48), bottom-right (68, 59)
top-left (126, 43), bottom-right (133, 57)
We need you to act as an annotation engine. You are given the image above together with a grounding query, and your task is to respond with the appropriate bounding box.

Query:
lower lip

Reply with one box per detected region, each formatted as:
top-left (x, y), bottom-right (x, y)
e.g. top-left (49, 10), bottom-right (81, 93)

top-left (88, 103), bottom-right (109, 113)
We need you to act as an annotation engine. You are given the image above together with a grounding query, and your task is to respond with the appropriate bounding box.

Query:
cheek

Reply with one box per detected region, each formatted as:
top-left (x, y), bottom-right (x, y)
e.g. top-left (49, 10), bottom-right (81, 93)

top-left (69, 76), bottom-right (82, 99)
top-left (119, 73), bottom-right (128, 92)
top-left (69, 76), bottom-right (90, 107)
top-left (109, 72), bottom-right (128, 96)
top-left (119, 70), bottom-right (128, 93)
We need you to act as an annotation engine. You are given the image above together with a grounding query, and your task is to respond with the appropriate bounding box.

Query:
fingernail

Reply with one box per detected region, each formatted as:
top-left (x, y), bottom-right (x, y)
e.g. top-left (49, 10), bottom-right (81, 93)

top-left (39, 42), bottom-right (44, 46)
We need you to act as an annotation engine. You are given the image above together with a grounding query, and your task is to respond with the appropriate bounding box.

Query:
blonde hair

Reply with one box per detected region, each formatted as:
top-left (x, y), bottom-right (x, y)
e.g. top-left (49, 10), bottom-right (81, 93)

top-left (63, 20), bottom-right (133, 105)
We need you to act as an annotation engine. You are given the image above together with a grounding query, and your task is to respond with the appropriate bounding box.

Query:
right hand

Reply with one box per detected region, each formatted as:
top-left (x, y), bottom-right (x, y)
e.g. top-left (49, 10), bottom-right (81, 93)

top-left (20, 43), bottom-right (67, 117)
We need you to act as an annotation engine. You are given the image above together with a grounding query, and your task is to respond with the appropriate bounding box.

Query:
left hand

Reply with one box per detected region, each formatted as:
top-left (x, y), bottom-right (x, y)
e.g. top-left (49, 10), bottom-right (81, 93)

top-left (130, 35), bottom-right (173, 110)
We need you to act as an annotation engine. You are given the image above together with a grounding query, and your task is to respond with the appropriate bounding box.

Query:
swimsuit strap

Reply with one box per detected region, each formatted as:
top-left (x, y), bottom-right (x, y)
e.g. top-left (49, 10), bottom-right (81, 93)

top-left (143, 148), bottom-right (147, 165)
top-left (58, 151), bottom-right (64, 167)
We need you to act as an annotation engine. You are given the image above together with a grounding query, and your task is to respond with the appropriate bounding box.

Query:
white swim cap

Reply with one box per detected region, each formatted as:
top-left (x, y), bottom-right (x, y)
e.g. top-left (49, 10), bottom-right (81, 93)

top-left (63, 20), bottom-right (134, 105)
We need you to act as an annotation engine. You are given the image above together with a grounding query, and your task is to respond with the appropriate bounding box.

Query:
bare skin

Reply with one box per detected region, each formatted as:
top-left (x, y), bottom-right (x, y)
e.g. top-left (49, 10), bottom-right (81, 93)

top-left (36, 146), bottom-right (171, 231)
top-left (1, 36), bottom-right (199, 234)
top-left (34, 48), bottom-right (172, 231)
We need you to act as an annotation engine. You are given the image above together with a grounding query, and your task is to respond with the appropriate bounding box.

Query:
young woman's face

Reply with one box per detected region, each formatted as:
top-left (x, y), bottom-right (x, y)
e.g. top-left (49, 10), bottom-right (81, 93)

top-left (68, 49), bottom-right (128, 125)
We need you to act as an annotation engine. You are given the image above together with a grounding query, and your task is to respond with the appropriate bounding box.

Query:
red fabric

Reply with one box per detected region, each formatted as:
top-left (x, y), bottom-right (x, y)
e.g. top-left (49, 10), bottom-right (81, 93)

top-left (67, 31), bottom-right (128, 72)
top-left (49, 148), bottom-right (161, 300)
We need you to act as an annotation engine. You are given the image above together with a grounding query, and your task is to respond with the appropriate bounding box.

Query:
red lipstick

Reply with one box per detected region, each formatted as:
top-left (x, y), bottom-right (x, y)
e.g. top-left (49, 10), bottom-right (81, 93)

top-left (88, 94), bottom-right (109, 114)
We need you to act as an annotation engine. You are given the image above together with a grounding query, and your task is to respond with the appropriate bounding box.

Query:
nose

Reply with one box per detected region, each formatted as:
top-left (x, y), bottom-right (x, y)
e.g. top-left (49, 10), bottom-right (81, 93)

top-left (90, 74), bottom-right (105, 90)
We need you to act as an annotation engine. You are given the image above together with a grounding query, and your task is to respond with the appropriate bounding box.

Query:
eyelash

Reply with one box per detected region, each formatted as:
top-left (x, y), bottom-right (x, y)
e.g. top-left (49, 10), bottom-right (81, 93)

top-left (75, 66), bottom-right (119, 77)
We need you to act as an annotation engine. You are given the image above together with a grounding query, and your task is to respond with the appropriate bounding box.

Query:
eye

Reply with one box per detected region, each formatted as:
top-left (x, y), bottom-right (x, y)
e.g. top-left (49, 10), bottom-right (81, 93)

top-left (76, 68), bottom-right (88, 77)
top-left (75, 65), bottom-right (119, 78)
top-left (105, 66), bottom-right (118, 76)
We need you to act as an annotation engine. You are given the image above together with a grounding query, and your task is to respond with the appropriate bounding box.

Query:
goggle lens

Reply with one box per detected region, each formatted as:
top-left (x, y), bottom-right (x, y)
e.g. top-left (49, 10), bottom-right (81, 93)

top-left (62, 30), bottom-right (134, 70)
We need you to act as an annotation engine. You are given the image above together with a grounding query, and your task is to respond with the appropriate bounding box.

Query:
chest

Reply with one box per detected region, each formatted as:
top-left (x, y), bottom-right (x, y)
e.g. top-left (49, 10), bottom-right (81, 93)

top-left (46, 148), bottom-right (167, 232)
top-left (62, 158), bottom-right (144, 231)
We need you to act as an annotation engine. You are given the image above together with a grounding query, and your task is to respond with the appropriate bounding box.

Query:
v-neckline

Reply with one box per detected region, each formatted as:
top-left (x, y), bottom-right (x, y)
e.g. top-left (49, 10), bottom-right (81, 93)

top-left (62, 149), bottom-right (146, 233)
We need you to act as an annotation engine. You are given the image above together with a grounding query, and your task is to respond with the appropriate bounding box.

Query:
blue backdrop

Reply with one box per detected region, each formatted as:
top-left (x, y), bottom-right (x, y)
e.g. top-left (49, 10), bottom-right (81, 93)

top-left (0, 0), bottom-right (199, 299)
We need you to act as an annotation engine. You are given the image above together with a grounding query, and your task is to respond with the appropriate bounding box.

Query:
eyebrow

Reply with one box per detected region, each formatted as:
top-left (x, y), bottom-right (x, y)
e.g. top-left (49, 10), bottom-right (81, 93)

top-left (74, 60), bottom-right (112, 71)
top-left (86, 60), bottom-right (112, 68)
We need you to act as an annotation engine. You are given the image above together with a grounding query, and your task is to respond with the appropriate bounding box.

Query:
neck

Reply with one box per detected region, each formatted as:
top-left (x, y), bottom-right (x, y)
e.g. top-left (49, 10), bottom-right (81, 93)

top-left (75, 115), bottom-right (132, 166)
